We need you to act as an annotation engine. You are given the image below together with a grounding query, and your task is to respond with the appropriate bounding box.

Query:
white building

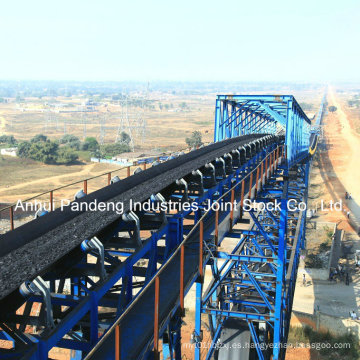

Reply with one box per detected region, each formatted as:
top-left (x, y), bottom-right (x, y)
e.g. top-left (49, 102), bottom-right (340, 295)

top-left (0, 147), bottom-right (17, 157)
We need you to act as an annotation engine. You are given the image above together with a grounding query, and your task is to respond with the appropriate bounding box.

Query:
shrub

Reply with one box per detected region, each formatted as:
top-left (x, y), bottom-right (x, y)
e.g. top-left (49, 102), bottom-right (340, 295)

top-left (82, 137), bottom-right (99, 151)
top-left (102, 142), bottom-right (131, 157)
top-left (305, 253), bottom-right (324, 268)
top-left (185, 131), bottom-right (203, 148)
top-left (56, 147), bottom-right (78, 164)
top-left (18, 139), bottom-right (77, 165)
top-left (30, 134), bottom-right (48, 143)
top-left (0, 135), bottom-right (16, 145)
top-left (60, 134), bottom-right (81, 150)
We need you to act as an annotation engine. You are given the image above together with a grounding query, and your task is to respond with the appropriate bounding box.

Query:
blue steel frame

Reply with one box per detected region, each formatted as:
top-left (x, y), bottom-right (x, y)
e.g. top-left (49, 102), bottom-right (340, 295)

top-left (0, 138), bottom-right (278, 360)
top-left (195, 94), bottom-right (317, 360)
top-left (198, 154), bottom-right (311, 360)
top-left (214, 95), bottom-right (311, 167)
top-left (0, 94), bottom-right (316, 360)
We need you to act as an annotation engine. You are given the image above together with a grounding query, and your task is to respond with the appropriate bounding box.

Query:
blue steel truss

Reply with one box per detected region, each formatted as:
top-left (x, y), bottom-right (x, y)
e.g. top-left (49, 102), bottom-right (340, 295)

top-left (0, 94), bottom-right (320, 360)
top-left (0, 136), bottom-right (280, 360)
top-left (214, 95), bottom-right (311, 167)
top-left (194, 93), bottom-right (320, 360)
top-left (197, 156), bottom-right (311, 360)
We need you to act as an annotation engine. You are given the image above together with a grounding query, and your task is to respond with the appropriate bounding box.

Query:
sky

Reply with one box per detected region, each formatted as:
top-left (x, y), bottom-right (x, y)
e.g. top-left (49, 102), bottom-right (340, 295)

top-left (0, 0), bottom-right (359, 83)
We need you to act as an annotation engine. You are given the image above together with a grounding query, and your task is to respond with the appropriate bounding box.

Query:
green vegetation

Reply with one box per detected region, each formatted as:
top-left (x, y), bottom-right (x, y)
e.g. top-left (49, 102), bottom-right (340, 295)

top-left (56, 147), bottom-right (79, 164)
top-left (318, 226), bottom-right (333, 252)
top-left (1, 131), bottom-right (133, 164)
top-left (118, 131), bottom-right (131, 145)
top-left (328, 105), bottom-right (337, 113)
top-left (0, 135), bottom-right (17, 145)
top-left (288, 326), bottom-right (359, 359)
top-left (185, 130), bottom-right (203, 148)
top-left (305, 253), bottom-right (324, 268)
top-left (347, 95), bottom-right (360, 108)
top-left (30, 134), bottom-right (48, 143)
top-left (179, 102), bottom-right (187, 110)
top-left (347, 99), bottom-right (360, 108)
top-left (82, 137), bottom-right (99, 151)
top-left (27, 140), bottom-right (59, 164)
top-left (325, 225), bottom-right (334, 239)
top-left (319, 241), bottom-right (331, 252)
top-left (17, 134), bottom-right (78, 165)
top-left (60, 134), bottom-right (81, 150)
top-left (75, 150), bottom-right (92, 162)
top-left (158, 101), bottom-right (175, 111)
top-left (101, 143), bottom-right (131, 157)
top-left (98, 131), bottom-right (131, 157)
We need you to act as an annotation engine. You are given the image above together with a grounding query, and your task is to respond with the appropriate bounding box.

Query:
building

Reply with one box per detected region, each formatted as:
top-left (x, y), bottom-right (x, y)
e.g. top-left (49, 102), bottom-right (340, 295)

top-left (0, 147), bottom-right (17, 157)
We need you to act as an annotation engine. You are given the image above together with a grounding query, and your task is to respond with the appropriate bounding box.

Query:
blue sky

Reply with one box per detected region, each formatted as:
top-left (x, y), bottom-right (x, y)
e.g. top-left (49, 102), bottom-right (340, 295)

top-left (0, 0), bottom-right (359, 82)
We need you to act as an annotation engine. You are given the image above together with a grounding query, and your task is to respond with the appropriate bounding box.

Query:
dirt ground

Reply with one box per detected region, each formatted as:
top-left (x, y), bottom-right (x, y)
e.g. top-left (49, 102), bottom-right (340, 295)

top-left (289, 86), bottom-right (360, 359)
top-left (0, 88), bottom-right (329, 359)
top-left (309, 86), bottom-right (360, 229)
top-left (0, 89), bottom-right (322, 212)
top-left (0, 93), bottom-right (215, 149)
top-left (0, 93), bottom-right (215, 204)
top-left (0, 156), bottom-right (124, 203)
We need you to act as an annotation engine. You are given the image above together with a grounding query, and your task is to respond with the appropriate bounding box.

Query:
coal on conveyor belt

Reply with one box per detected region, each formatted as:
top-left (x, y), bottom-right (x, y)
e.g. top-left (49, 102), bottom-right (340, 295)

top-left (0, 134), bottom-right (266, 301)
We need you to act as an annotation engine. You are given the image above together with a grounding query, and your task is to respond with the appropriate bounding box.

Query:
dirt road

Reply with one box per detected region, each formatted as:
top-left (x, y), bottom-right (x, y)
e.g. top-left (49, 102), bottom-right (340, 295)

top-left (0, 162), bottom-right (99, 195)
top-left (327, 87), bottom-right (360, 204)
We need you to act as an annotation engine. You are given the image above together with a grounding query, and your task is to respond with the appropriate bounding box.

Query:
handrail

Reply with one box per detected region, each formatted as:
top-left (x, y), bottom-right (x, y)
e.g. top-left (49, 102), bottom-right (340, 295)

top-left (0, 166), bottom-right (129, 210)
top-left (84, 144), bottom-right (283, 359)
top-left (0, 143), bottom-right (210, 232)
top-left (0, 165), bottom-right (129, 233)
top-left (1, 166), bottom-right (127, 212)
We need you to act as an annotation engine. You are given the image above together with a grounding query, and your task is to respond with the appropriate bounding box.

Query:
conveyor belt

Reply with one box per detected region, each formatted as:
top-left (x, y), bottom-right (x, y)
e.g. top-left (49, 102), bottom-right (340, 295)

top-left (85, 153), bottom-right (261, 360)
top-left (88, 212), bottom-right (211, 360)
top-left (217, 318), bottom-right (251, 360)
top-left (0, 134), bottom-right (266, 301)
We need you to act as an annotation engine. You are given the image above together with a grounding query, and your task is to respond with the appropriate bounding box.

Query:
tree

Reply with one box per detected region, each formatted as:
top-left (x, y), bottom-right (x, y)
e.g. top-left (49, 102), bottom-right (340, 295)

top-left (27, 141), bottom-right (58, 164)
top-left (17, 141), bottom-right (31, 158)
top-left (91, 149), bottom-right (102, 158)
top-left (60, 134), bottom-right (81, 150)
top-left (0, 135), bottom-right (16, 145)
top-left (56, 147), bottom-right (79, 164)
top-left (185, 131), bottom-right (203, 148)
top-left (60, 134), bottom-right (79, 144)
top-left (103, 142), bottom-right (131, 157)
top-left (179, 102), bottom-right (187, 110)
top-left (18, 139), bottom-right (78, 165)
top-left (118, 131), bottom-right (131, 144)
top-left (30, 134), bottom-right (48, 143)
top-left (82, 137), bottom-right (99, 151)
top-left (328, 106), bottom-right (337, 113)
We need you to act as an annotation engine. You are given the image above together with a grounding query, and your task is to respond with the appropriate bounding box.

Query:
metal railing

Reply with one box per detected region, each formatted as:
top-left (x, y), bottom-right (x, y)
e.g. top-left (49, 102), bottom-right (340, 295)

top-left (0, 164), bottom-right (130, 232)
top-left (0, 144), bottom-right (210, 234)
top-left (85, 144), bottom-right (284, 360)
